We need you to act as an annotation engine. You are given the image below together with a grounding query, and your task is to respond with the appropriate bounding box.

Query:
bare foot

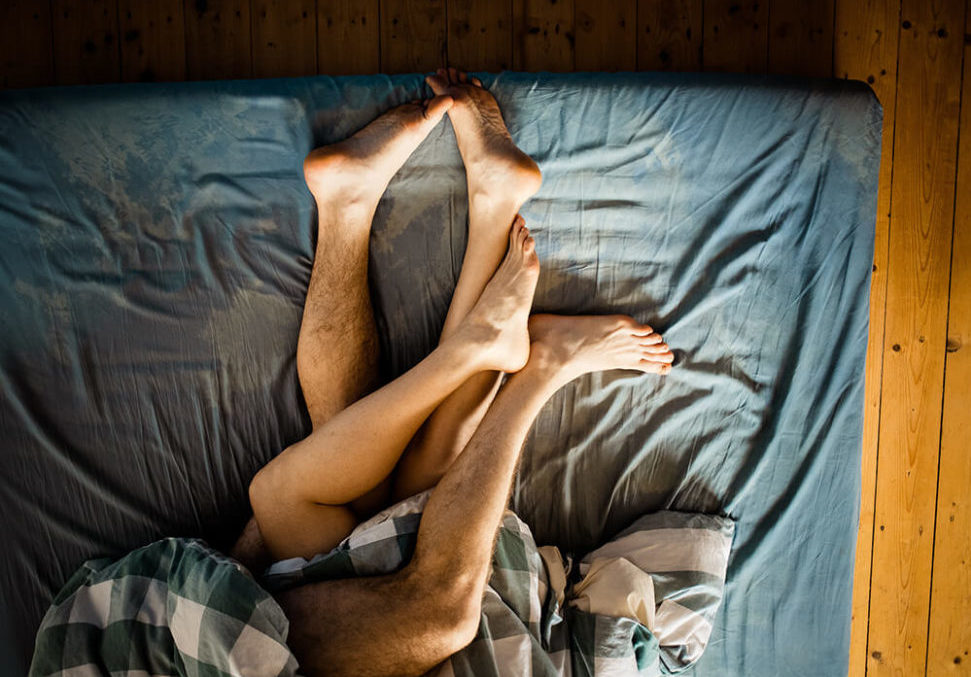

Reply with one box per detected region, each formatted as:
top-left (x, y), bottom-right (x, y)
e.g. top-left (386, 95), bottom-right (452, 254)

top-left (527, 314), bottom-right (675, 384)
top-left (453, 216), bottom-right (540, 372)
top-left (303, 95), bottom-right (453, 209)
top-left (425, 68), bottom-right (542, 207)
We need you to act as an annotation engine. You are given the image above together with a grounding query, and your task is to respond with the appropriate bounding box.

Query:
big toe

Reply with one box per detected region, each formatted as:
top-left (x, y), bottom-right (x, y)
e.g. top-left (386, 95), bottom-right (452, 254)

top-left (423, 95), bottom-right (453, 122)
top-left (425, 73), bottom-right (449, 96)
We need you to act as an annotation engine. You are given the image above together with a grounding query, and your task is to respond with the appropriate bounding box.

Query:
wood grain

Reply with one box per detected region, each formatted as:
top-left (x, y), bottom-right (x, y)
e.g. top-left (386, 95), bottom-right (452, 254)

top-left (575, 0), bottom-right (635, 70)
top-left (702, 0), bottom-right (768, 72)
top-left (926, 2), bottom-right (971, 673)
top-left (185, 0), bottom-right (253, 80)
top-left (832, 1), bottom-right (901, 675)
top-left (768, 0), bottom-right (835, 77)
top-left (636, 0), bottom-right (702, 71)
top-left (318, 0), bottom-right (380, 74)
top-left (867, 0), bottom-right (964, 674)
top-left (52, 0), bottom-right (121, 85)
top-left (0, 0), bottom-right (54, 88)
top-left (447, 0), bottom-right (512, 71)
top-left (252, 0), bottom-right (317, 78)
top-left (118, 0), bottom-right (186, 82)
top-left (380, 0), bottom-right (446, 73)
top-left (512, 0), bottom-right (575, 71)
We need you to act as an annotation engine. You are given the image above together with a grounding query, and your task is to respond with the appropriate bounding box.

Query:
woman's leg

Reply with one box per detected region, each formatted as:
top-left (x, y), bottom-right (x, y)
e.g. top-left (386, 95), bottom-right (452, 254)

top-left (390, 68), bottom-right (543, 501)
top-left (277, 314), bottom-right (674, 677)
top-left (250, 222), bottom-right (540, 561)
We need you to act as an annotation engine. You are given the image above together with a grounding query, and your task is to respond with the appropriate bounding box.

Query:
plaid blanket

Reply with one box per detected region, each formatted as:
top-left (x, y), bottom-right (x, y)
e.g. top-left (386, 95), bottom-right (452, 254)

top-left (30, 538), bottom-right (297, 677)
top-left (264, 491), bottom-right (733, 676)
top-left (32, 492), bottom-right (732, 676)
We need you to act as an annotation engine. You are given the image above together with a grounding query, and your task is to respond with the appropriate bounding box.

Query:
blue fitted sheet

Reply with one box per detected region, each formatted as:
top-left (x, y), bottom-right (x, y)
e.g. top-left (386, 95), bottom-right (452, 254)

top-left (0, 72), bottom-right (880, 675)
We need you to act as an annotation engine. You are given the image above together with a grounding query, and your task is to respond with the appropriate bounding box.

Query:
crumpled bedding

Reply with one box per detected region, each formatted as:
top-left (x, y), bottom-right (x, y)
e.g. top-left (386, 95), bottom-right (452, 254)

top-left (29, 538), bottom-right (297, 677)
top-left (0, 72), bottom-right (880, 676)
top-left (265, 493), bottom-right (733, 676)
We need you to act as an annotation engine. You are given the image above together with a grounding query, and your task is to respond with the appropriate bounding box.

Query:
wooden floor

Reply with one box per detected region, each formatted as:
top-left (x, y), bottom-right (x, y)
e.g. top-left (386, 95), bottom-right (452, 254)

top-left (1, 1), bottom-right (968, 675)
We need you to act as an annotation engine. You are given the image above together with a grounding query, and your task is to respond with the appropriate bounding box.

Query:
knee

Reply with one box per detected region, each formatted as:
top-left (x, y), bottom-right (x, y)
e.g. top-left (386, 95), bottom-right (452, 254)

top-left (401, 565), bottom-right (483, 656)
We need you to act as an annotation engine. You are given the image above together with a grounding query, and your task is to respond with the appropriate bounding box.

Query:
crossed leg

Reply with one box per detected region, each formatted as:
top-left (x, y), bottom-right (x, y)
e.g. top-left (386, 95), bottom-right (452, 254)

top-left (277, 308), bottom-right (673, 676)
top-left (238, 72), bottom-right (675, 675)
top-left (390, 68), bottom-right (543, 500)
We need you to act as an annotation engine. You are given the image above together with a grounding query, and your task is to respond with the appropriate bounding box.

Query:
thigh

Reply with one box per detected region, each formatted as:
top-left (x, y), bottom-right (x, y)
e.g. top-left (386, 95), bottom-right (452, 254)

top-left (276, 571), bottom-right (461, 677)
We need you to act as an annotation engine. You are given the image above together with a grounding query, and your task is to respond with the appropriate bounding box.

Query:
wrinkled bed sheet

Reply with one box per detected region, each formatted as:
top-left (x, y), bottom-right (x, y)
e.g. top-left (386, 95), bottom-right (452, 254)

top-left (0, 72), bottom-right (880, 675)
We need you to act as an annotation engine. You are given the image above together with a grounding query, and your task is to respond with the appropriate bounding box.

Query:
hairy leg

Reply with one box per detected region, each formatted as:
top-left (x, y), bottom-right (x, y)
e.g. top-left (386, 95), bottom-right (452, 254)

top-left (231, 96), bottom-right (453, 569)
top-left (250, 223), bottom-right (539, 561)
top-left (391, 68), bottom-right (543, 501)
top-left (278, 314), bottom-right (673, 677)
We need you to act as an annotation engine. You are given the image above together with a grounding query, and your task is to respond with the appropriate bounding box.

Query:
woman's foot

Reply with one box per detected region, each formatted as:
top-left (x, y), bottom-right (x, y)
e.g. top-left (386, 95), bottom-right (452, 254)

top-left (452, 216), bottom-right (540, 372)
top-left (425, 68), bottom-right (542, 209)
top-left (303, 95), bottom-right (453, 209)
top-left (526, 313), bottom-right (675, 385)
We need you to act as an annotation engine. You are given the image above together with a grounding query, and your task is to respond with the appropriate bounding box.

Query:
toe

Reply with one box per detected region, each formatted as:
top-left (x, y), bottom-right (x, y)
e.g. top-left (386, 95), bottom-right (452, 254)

top-left (448, 67), bottom-right (459, 83)
top-left (471, 76), bottom-right (482, 87)
top-left (423, 95), bottom-right (454, 121)
top-left (425, 73), bottom-right (448, 95)
top-left (523, 234), bottom-right (536, 255)
top-left (459, 70), bottom-right (468, 83)
top-left (640, 360), bottom-right (672, 375)
top-left (640, 332), bottom-right (663, 345)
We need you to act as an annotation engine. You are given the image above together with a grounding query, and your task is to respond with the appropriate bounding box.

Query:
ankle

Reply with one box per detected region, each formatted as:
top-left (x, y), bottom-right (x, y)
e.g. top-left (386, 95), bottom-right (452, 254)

top-left (521, 341), bottom-right (574, 386)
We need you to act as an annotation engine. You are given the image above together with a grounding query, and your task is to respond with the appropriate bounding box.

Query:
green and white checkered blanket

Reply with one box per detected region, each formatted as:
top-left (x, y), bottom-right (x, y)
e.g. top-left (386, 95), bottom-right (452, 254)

top-left (32, 491), bottom-right (732, 676)
top-left (30, 538), bottom-right (297, 677)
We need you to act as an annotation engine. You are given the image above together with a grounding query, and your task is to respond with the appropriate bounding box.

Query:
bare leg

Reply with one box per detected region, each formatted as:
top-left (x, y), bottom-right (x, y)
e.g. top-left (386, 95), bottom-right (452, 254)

top-left (231, 95), bottom-right (454, 569)
top-left (277, 314), bottom-right (673, 677)
top-left (250, 223), bottom-right (539, 561)
top-left (391, 68), bottom-right (543, 501)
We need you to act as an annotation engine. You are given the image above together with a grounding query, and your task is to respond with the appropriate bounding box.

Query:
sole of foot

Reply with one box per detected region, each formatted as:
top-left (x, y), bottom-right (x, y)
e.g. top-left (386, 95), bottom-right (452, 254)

top-left (457, 215), bottom-right (540, 372)
top-left (425, 67), bottom-right (542, 208)
top-left (527, 314), bottom-right (674, 381)
top-left (303, 96), bottom-right (453, 207)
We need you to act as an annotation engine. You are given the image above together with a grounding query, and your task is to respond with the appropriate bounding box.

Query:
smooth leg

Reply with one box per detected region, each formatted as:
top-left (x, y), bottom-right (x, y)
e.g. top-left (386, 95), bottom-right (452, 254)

top-left (250, 223), bottom-right (539, 561)
top-left (391, 68), bottom-right (543, 501)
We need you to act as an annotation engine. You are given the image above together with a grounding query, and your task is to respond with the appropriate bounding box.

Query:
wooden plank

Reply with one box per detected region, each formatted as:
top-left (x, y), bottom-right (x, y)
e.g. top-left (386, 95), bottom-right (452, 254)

top-left (119, 0), bottom-right (186, 82)
top-left (0, 0), bottom-right (54, 88)
top-left (252, 0), bottom-right (317, 78)
top-left (575, 0), bottom-right (636, 71)
top-left (767, 0), bottom-right (835, 77)
top-left (702, 0), bottom-right (768, 72)
top-left (636, 0), bottom-right (702, 72)
top-left (52, 0), bottom-right (121, 85)
top-left (511, 0), bottom-right (575, 71)
top-left (185, 0), bottom-right (253, 80)
top-left (379, 0), bottom-right (446, 73)
top-left (926, 1), bottom-right (971, 673)
top-left (832, 2), bottom-right (902, 675)
top-left (867, 0), bottom-right (964, 673)
top-left (447, 0), bottom-right (512, 72)
top-left (318, 0), bottom-right (380, 74)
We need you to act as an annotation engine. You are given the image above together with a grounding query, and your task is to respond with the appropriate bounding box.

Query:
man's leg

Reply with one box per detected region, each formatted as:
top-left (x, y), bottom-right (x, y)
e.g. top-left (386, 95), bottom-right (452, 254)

top-left (391, 68), bottom-right (544, 501)
top-left (250, 222), bottom-right (540, 561)
top-left (277, 314), bottom-right (673, 677)
top-left (231, 95), bottom-right (454, 569)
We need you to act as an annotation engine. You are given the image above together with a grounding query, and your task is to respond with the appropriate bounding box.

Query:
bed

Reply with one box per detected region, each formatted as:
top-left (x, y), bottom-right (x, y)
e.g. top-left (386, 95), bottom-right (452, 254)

top-left (0, 71), bottom-right (880, 675)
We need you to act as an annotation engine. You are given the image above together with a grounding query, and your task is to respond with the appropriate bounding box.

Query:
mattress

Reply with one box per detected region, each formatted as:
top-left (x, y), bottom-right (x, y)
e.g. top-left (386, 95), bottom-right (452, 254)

top-left (0, 71), bottom-right (881, 675)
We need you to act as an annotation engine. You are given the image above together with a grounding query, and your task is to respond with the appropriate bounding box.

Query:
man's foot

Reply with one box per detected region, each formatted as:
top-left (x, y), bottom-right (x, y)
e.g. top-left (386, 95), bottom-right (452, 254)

top-left (425, 68), bottom-right (542, 208)
top-left (303, 95), bottom-right (453, 209)
top-left (452, 216), bottom-right (540, 372)
top-left (527, 314), bottom-right (675, 384)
